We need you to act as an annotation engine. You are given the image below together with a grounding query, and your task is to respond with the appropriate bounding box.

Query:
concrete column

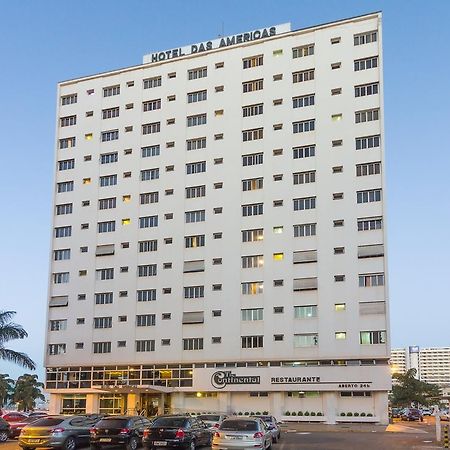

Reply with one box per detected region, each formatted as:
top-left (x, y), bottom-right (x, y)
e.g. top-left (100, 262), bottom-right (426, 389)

top-left (48, 394), bottom-right (61, 414)
top-left (374, 391), bottom-right (389, 425)
top-left (127, 393), bottom-right (139, 415)
top-left (323, 392), bottom-right (337, 424)
top-left (170, 392), bottom-right (185, 413)
top-left (159, 393), bottom-right (165, 415)
top-left (86, 394), bottom-right (99, 414)
top-left (270, 392), bottom-right (284, 418)
top-left (218, 392), bottom-right (231, 414)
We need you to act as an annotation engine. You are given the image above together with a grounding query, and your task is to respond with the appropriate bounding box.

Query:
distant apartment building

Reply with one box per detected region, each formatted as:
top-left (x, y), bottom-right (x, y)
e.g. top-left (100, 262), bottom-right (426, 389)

top-left (45, 12), bottom-right (390, 423)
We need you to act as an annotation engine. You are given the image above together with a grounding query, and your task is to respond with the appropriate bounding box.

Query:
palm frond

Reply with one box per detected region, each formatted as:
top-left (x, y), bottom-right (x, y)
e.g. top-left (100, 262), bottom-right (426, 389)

top-left (0, 348), bottom-right (36, 370)
top-left (0, 311), bottom-right (16, 326)
top-left (0, 323), bottom-right (28, 344)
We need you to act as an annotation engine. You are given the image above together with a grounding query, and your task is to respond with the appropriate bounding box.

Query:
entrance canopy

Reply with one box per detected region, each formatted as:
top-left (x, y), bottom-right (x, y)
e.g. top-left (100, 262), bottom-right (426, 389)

top-left (92, 384), bottom-right (173, 394)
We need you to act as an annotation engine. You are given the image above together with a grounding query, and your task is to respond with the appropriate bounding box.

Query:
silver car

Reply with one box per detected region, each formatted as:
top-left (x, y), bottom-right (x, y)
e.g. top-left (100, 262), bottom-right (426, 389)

top-left (250, 416), bottom-right (281, 443)
top-left (212, 417), bottom-right (272, 449)
top-left (197, 414), bottom-right (228, 431)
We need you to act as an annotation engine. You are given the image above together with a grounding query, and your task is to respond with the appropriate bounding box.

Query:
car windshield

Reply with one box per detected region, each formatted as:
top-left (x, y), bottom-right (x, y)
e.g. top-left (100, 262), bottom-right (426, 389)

top-left (198, 415), bottom-right (220, 421)
top-left (220, 420), bottom-right (258, 431)
top-left (29, 418), bottom-right (64, 427)
top-left (96, 419), bottom-right (129, 428)
top-left (152, 417), bottom-right (188, 428)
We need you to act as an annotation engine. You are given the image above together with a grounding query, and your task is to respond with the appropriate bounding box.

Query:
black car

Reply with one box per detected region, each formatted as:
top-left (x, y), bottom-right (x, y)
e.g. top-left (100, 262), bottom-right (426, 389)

top-left (90, 416), bottom-right (152, 450)
top-left (142, 415), bottom-right (211, 450)
top-left (401, 408), bottom-right (423, 421)
top-left (0, 417), bottom-right (10, 442)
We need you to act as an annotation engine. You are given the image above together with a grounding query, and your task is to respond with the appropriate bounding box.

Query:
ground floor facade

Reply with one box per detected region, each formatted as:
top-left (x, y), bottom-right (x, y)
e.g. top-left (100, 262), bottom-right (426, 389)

top-left (46, 360), bottom-right (391, 424)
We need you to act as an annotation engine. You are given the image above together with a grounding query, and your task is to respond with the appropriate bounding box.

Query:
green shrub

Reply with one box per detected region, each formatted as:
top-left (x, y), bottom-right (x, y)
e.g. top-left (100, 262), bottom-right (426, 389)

top-left (354, 412), bottom-right (359, 417)
top-left (255, 411), bottom-right (261, 415)
top-left (360, 412), bottom-right (366, 417)
top-left (244, 412), bottom-right (249, 416)
top-left (263, 411), bottom-right (269, 415)
top-left (298, 411), bottom-right (303, 416)
top-left (340, 412), bottom-right (346, 417)
top-left (292, 411), bottom-right (297, 416)
top-left (250, 412), bottom-right (255, 416)
top-left (304, 411), bottom-right (310, 416)
top-left (238, 412), bottom-right (242, 416)
top-left (285, 411), bottom-right (291, 416)
top-left (317, 412), bottom-right (323, 416)
top-left (311, 411), bottom-right (316, 416)
top-left (367, 413), bottom-right (373, 417)
top-left (346, 412), bottom-right (353, 417)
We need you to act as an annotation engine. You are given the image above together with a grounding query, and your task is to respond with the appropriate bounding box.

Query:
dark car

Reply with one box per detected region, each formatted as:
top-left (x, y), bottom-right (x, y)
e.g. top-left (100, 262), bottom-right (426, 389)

top-left (90, 416), bottom-right (152, 450)
top-left (391, 408), bottom-right (402, 418)
top-left (401, 408), bottom-right (423, 421)
top-left (250, 416), bottom-right (281, 443)
top-left (9, 417), bottom-right (40, 438)
top-left (19, 415), bottom-right (101, 450)
top-left (143, 415), bottom-right (211, 450)
top-left (0, 417), bottom-right (10, 442)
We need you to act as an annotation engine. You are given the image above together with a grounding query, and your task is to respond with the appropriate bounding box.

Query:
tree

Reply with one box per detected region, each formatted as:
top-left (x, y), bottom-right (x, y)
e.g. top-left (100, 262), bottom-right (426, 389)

top-left (391, 368), bottom-right (441, 407)
top-left (0, 310), bottom-right (35, 370)
top-left (13, 374), bottom-right (44, 411)
top-left (0, 374), bottom-right (14, 407)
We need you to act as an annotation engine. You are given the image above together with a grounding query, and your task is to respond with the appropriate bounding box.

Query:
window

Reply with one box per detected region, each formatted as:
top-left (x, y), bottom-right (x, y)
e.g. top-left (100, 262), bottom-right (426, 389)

top-left (59, 137), bottom-right (76, 149)
top-left (55, 203), bottom-right (73, 215)
top-left (102, 107), bottom-right (119, 119)
top-left (335, 332), bottom-right (347, 340)
top-left (140, 168), bottom-right (160, 181)
top-left (292, 69), bottom-right (314, 83)
top-left (331, 62), bottom-right (341, 70)
top-left (58, 159), bottom-right (75, 171)
top-left (185, 235), bottom-right (205, 248)
top-left (140, 192), bottom-right (159, 204)
top-left (213, 207), bottom-right (223, 214)
top-left (293, 94), bottom-right (315, 108)
top-left (136, 340), bottom-right (155, 352)
top-left (355, 108), bottom-right (379, 123)
top-left (354, 30), bottom-right (378, 46)
top-left (242, 152), bottom-right (263, 166)
top-left (360, 330), bottom-right (386, 345)
top-left (242, 79), bottom-right (263, 93)
top-left (138, 240), bottom-right (158, 253)
top-left (357, 216), bottom-right (383, 231)
top-left (49, 319), bottom-right (67, 331)
top-left (331, 88), bottom-right (342, 95)
top-left (242, 54), bottom-right (264, 68)
top-left (100, 152), bottom-right (118, 164)
top-left (187, 137), bottom-right (206, 151)
top-left (357, 189), bottom-right (382, 204)
top-left (186, 161), bottom-right (206, 174)
top-left (185, 210), bottom-right (205, 223)
top-left (184, 285), bottom-right (205, 299)
top-left (143, 76), bottom-right (162, 89)
top-left (292, 44), bottom-right (314, 58)
top-left (333, 193), bottom-right (344, 200)
top-left (93, 317), bottom-right (112, 329)
top-left (98, 197), bottom-right (116, 210)
top-left (335, 303), bottom-right (346, 312)
top-left (54, 249), bottom-right (71, 261)
top-left (241, 335), bottom-right (263, 348)
top-left (332, 140), bottom-right (343, 147)
top-left (293, 145), bottom-right (315, 159)
top-left (294, 305), bottom-right (318, 319)
top-left (294, 334), bottom-right (318, 347)
top-left (55, 226), bottom-right (71, 238)
top-left (99, 174), bottom-right (117, 187)
top-left (98, 221), bottom-right (115, 233)
top-left (354, 56), bottom-right (378, 71)
top-left (242, 177), bottom-right (263, 191)
top-left (355, 82), bottom-right (379, 97)
top-left (60, 115), bottom-right (76, 127)
top-left (138, 264), bottom-right (157, 277)
top-left (140, 146), bottom-right (160, 160)
top-left (293, 119), bottom-right (315, 133)
top-left (142, 122), bottom-right (161, 134)
top-left (356, 162), bottom-right (381, 177)
top-left (242, 255), bottom-right (264, 269)
top-left (242, 103), bottom-right (263, 117)
top-left (241, 281), bottom-right (263, 295)
top-left (188, 67), bottom-right (207, 80)
top-left (48, 343), bottom-right (66, 355)
top-left (293, 170), bottom-right (316, 185)
top-left (96, 268), bottom-right (114, 280)
top-left (137, 289), bottom-right (156, 302)
top-left (53, 272), bottom-right (69, 284)
top-left (136, 314), bottom-right (156, 327)
top-left (273, 74), bottom-right (283, 81)
top-left (187, 90), bottom-right (207, 103)
top-left (335, 275), bottom-right (345, 282)
top-left (359, 273), bottom-right (384, 287)
top-left (356, 135), bottom-right (381, 150)
top-left (143, 99), bottom-right (161, 111)
top-left (103, 85), bottom-right (120, 97)
top-left (186, 185), bottom-right (206, 199)
top-left (242, 228), bottom-right (263, 242)
top-left (183, 338), bottom-right (204, 350)
top-left (101, 130), bottom-right (119, 142)
top-left (241, 308), bottom-right (263, 321)
top-left (93, 341), bottom-right (111, 353)
top-left (95, 292), bottom-right (113, 305)
top-left (293, 197), bottom-right (316, 211)
top-left (61, 93), bottom-right (77, 105)
top-left (242, 128), bottom-right (263, 141)
top-left (242, 203), bottom-right (263, 217)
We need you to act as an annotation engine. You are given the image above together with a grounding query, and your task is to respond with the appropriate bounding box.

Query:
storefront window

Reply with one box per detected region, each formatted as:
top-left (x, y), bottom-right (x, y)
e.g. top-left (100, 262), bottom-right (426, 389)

top-left (99, 394), bottom-right (125, 414)
top-left (61, 394), bottom-right (86, 414)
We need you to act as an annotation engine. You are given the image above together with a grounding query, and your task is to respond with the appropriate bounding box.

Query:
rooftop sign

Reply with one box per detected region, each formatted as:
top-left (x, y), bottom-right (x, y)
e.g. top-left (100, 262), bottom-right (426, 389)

top-left (143, 23), bottom-right (291, 64)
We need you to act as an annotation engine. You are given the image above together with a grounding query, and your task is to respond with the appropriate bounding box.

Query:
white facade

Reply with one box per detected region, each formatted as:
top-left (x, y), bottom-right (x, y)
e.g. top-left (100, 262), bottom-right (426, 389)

top-left (46, 12), bottom-right (390, 423)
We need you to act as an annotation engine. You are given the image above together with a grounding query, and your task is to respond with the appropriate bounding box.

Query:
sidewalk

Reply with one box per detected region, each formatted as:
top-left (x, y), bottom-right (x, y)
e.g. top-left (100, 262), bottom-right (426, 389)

top-left (280, 422), bottom-right (389, 433)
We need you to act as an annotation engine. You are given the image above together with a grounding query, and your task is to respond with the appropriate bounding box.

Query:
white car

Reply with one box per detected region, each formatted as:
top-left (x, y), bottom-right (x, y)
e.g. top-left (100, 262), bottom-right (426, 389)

top-left (421, 408), bottom-right (432, 416)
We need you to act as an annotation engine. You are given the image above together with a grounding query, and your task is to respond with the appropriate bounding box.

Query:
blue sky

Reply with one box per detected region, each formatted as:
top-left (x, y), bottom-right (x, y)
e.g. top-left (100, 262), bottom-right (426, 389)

top-left (0, 0), bottom-right (449, 380)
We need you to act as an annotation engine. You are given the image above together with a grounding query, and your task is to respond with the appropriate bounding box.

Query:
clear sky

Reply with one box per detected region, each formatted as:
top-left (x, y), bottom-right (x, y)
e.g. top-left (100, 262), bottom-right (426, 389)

top-left (1, 0), bottom-right (449, 381)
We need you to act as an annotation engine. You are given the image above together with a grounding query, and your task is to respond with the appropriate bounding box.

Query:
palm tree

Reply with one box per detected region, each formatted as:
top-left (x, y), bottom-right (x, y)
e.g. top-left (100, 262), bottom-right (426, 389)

top-left (0, 311), bottom-right (35, 370)
top-left (0, 374), bottom-right (15, 407)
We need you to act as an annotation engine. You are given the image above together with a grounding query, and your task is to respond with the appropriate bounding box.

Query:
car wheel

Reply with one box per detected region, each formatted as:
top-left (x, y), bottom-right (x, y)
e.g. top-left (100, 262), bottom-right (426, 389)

top-left (63, 436), bottom-right (77, 450)
top-left (272, 434), bottom-right (278, 444)
top-left (0, 431), bottom-right (8, 442)
top-left (126, 436), bottom-right (139, 450)
top-left (267, 440), bottom-right (273, 450)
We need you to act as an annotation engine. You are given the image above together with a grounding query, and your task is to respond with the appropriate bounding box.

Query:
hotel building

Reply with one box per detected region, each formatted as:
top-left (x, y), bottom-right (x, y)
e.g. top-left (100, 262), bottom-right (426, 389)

top-left (46, 12), bottom-right (390, 423)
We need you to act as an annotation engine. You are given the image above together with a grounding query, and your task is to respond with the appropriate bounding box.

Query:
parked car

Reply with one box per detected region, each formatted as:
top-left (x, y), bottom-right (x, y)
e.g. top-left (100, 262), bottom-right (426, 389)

top-left (19, 415), bottom-right (101, 450)
top-left (391, 408), bottom-right (402, 418)
top-left (143, 414), bottom-right (211, 450)
top-left (438, 411), bottom-right (450, 421)
top-left (400, 408), bottom-right (423, 421)
top-left (2, 412), bottom-right (29, 423)
top-left (197, 414), bottom-right (228, 431)
top-left (28, 413), bottom-right (48, 419)
top-left (0, 417), bottom-right (10, 442)
top-left (421, 408), bottom-right (432, 416)
top-left (9, 417), bottom-right (41, 439)
top-left (212, 417), bottom-right (273, 449)
top-left (90, 415), bottom-right (152, 450)
top-left (250, 416), bottom-right (281, 443)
